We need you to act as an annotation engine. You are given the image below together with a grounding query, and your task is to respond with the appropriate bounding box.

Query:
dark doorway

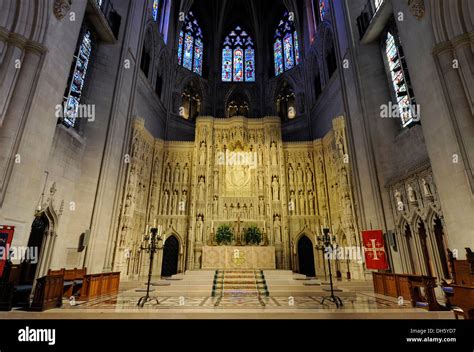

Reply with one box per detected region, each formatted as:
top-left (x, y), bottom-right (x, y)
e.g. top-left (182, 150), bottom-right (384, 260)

top-left (298, 235), bottom-right (315, 277)
top-left (161, 235), bottom-right (179, 277)
top-left (418, 221), bottom-right (434, 277)
top-left (433, 216), bottom-right (450, 278)
top-left (23, 215), bottom-right (48, 283)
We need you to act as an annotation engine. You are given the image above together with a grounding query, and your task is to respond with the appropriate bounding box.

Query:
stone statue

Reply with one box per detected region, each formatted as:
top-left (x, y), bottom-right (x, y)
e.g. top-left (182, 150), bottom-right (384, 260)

top-left (258, 196), bottom-right (264, 215)
top-left (164, 163), bottom-right (171, 182)
top-left (198, 177), bottom-right (205, 201)
top-left (297, 165), bottom-right (304, 184)
top-left (274, 215), bottom-right (282, 243)
top-left (258, 171), bottom-right (264, 191)
top-left (306, 165), bottom-right (313, 185)
top-left (173, 164), bottom-right (180, 184)
top-left (199, 142), bottom-right (206, 165)
top-left (224, 203), bottom-right (228, 218)
top-left (394, 189), bottom-right (403, 210)
top-left (407, 184), bottom-right (417, 202)
top-left (270, 142), bottom-right (278, 165)
top-left (162, 190), bottom-right (169, 214)
top-left (180, 191), bottom-right (187, 213)
top-left (272, 176), bottom-right (279, 200)
top-left (183, 163), bottom-right (189, 184)
top-left (299, 190), bottom-right (306, 215)
top-left (308, 191), bottom-right (315, 214)
top-left (196, 215), bottom-right (203, 243)
top-left (258, 147), bottom-right (263, 167)
top-left (289, 191), bottom-right (296, 213)
top-left (171, 190), bottom-right (178, 214)
top-left (421, 178), bottom-right (432, 197)
top-left (288, 165), bottom-right (295, 186)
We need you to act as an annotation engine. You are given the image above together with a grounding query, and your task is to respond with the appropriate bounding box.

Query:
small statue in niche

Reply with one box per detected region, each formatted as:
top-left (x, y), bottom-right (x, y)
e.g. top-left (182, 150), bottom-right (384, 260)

top-left (421, 178), bottom-right (432, 197)
top-left (198, 177), bottom-right (206, 202)
top-left (196, 215), bottom-right (204, 243)
top-left (173, 164), bottom-right (180, 184)
top-left (407, 184), bottom-right (417, 203)
top-left (182, 163), bottom-right (189, 185)
top-left (297, 164), bottom-right (304, 184)
top-left (308, 191), bottom-right (315, 215)
top-left (273, 215), bottom-right (282, 243)
top-left (164, 163), bottom-right (171, 182)
top-left (162, 190), bottom-right (169, 214)
top-left (213, 195), bottom-right (219, 215)
top-left (272, 176), bottom-right (279, 201)
top-left (171, 190), bottom-right (178, 214)
top-left (258, 171), bottom-right (264, 191)
top-left (394, 189), bottom-right (404, 211)
top-left (270, 142), bottom-right (278, 165)
top-left (258, 196), bottom-right (265, 215)
top-left (199, 142), bottom-right (206, 165)
top-left (288, 164), bottom-right (295, 185)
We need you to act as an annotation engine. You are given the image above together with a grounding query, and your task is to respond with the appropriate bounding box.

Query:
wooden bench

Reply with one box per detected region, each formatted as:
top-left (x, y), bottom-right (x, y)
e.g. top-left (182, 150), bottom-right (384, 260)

top-left (79, 272), bottom-right (120, 300)
top-left (30, 271), bottom-right (64, 311)
top-left (48, 268), bottom-right (87, 298)
top-left (372, 272), bottom-right (444, 311)
top-left (442, 249), bottom-right (474, 319)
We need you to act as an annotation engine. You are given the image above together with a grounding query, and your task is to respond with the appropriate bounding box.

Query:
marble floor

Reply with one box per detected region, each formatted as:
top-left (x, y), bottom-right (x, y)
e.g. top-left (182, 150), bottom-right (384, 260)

top-left (0, 291), bottom-right (455, 319)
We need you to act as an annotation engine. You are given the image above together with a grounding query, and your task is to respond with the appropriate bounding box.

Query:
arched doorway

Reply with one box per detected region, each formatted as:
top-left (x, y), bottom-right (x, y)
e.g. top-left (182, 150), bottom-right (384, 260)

top-left (161, 235), bottom-right (179, 277)
top-left (417, 220), bottom-right (435, 277)
top-left (404, 224), bottom-right (417, 274)
top-left (297, 235), bottom-right (315, 277)
top-left (22, 215), bottom-right (49, 284)
top-left (433, 215), bottom-right (450, 278)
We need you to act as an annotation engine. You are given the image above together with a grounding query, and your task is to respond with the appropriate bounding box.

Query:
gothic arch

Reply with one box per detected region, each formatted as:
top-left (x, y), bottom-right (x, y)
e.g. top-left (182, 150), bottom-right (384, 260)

top-left (162, 228), bottom-right (185, 273)
top-left (430, 0), bottom-right (473, 44)
top-left (224, 86), bottom-right (252, 117)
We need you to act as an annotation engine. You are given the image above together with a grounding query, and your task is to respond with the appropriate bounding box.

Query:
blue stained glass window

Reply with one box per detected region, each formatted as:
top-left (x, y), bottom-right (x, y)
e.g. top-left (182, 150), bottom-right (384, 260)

top-left (177, 12), bottom-right (203, 76)
top-left (294, 31), bottom-right (300, 65)
top-left (63, 30), bottom-right (93, 127)
top-left (233, 48), bottom-right (244, 82)
top-left (274, 12), bottom-right (300, 76)
top-left (319, 0), bottom-right (327, 22)
top-left (193, 38), bottom-right (203, 75)
top-left (274, 41), bottom-right (283, 76)
top-left (222, 47), bottom-right (233, 81)
top-left (245, 48), bottom-right (255, 81)
top-left (221, 26), bottom-right (255, 82)
top-left (283, 33), bottom-right (294, 70)
top-left (183, 32), bottom-right (193, 70)
top-left (177, 31), bottom-right (183, 65)
top-left (152, 0), bottom-right (159, 21)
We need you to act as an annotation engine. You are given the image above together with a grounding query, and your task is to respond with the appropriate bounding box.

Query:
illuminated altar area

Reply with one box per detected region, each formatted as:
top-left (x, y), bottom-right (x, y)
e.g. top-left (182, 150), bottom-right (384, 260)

top-left (201, 246), bottom-right (276, 269)
top-left (113, 115), bottom-right (364, 279)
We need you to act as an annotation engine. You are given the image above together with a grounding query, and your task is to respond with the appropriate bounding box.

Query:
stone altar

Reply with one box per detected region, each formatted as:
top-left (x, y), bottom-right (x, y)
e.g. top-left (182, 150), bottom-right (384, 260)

top-left (201, 246), bottom-right (276, 269)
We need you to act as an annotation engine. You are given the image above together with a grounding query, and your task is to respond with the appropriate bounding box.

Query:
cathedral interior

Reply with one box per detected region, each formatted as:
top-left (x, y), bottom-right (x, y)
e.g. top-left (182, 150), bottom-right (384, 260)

top-left (0, 0), bottom-right (473, 323)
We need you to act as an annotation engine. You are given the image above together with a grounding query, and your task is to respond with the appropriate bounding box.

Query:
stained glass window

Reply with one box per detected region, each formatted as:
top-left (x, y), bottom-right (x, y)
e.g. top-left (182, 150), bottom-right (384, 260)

top-left (193, 38), bottom-right (203, 75)
top-left (384, 31), bottom-right (416, 127)
top-left (176, 12), bottom-right (203, 76)
top-left (274, 41), bottom-right (284, 76)
top-left (222, 48), bottom-right (232, 82)
top-left (294, 31), bottom-right (300, 65)
top-left (221, 26), bottom-right (255, 82)
top-left (319, 0), bottom-right (327, 22)
top-left (274, 12), bottom-right (300, 76)
top-left (177, 31), bottom-right (183, 65)
top-left (152, 0), bottom-right (159, 21)
top-left (245, 47), bottom-right (255, 81)
top-left (63, 29), bottom-right (93, 127)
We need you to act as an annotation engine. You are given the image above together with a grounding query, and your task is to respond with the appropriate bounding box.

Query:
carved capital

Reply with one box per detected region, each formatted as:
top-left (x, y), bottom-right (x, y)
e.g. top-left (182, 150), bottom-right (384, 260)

top-left (407, 0), bottom-right (425, 20)
top-left (53, 0), bottom-right (72, 20)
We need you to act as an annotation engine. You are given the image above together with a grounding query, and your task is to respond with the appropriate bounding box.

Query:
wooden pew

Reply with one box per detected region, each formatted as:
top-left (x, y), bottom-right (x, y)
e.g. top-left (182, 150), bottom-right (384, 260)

top-left (443, 249), bottom-right (474, 319)
top-left (30, 270), bottom-right (64, 311)
top-left (48, 267), bottom-right (87, 298)
top-left (78, 272), bottom-right (120, 300)
top-left (372, 272), bottom-right (444, 311)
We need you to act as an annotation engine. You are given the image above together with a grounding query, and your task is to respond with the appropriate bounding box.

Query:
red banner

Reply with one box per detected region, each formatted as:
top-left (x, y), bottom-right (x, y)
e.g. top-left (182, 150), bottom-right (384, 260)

top-left (0, 226), bottom-right (15, 278)
top-left (362, 230), bottom-right (389, 270)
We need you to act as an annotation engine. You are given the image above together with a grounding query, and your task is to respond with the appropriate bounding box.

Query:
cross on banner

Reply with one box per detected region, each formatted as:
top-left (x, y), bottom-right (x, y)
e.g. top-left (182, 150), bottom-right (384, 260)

top-left (362, 230), bottom-right (389, 270)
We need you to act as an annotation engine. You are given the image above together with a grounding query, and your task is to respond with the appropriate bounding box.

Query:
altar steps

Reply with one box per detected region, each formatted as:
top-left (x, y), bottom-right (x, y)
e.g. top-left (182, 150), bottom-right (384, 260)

top-left (212, 270), bottom-right (269, 298)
